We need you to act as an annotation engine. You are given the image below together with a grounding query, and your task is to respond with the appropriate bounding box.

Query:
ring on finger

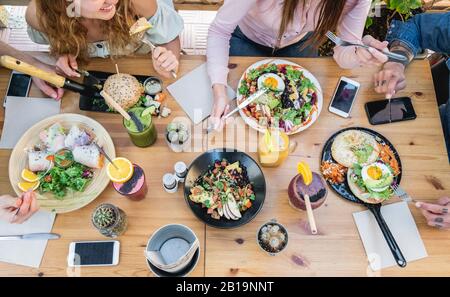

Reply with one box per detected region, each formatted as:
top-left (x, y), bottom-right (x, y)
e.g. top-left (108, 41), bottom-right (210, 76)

top-left (435, 217), bottom-right (444, 223)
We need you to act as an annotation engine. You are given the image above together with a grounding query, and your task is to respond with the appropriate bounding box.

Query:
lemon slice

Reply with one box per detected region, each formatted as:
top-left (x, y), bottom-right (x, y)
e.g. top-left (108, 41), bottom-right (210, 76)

top-left (142, 106), bottom-right (156, 117)
top-left (263, 129), bottom-right (274, 152)
top-left (18, 181), bottom-right (40, 192)
top-left (21, 169), bottom-right (39, 182)
top-left (107, 157), bottom-right (134, 183)
top-left (297, 162), bottom-right (313, 186)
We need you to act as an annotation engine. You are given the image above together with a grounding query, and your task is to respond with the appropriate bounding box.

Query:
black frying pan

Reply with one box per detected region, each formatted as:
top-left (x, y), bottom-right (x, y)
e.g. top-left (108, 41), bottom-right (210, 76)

top-left (184, 149), bottom-right (266, 229)
top-left (321, 127), bottom-right (407, 268)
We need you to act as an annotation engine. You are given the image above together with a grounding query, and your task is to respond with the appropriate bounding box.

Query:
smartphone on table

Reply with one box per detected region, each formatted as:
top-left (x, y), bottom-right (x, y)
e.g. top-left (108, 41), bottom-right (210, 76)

top-left (328, 76), bottom-right (361, 118)
top-left (365, 97), bottom-right (417, 125)
top-left (4, 71), bottom-right (32, 107)
top-left (67, 240), bottom-right (120, 267)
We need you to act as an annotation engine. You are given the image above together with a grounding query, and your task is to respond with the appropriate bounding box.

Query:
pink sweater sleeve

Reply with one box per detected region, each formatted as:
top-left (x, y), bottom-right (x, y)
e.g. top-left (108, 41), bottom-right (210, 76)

top-left (207, 0), bottom-right (257, 86)
top-left (333, 0), bottom-right (372, 69)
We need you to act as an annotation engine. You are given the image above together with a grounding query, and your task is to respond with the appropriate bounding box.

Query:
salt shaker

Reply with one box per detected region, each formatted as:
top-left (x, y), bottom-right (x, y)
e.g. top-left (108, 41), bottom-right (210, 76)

top-left (163, 173), bottom-right (178, 194)
top-left (174, 161), bottom-right (187, 183)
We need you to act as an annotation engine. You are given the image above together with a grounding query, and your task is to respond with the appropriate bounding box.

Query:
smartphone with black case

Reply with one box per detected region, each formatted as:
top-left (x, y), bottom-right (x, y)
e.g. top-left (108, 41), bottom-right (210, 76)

top-left (365, 97), bottom-right (417, 125)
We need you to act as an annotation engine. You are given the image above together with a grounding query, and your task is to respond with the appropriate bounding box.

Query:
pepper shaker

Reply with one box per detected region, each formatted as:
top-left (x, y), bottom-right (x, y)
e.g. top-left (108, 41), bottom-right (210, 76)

top-left (163, 173), bottom-right (178, 194)
top-left (174, 161), bottom-right (187, 183)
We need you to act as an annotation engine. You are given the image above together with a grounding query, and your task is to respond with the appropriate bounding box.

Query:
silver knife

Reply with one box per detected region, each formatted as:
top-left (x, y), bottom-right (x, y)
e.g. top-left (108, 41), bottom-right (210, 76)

top-left (206, 88), bottom-right (267, 133)
top-left (0, 233), bottom-right (61, 241)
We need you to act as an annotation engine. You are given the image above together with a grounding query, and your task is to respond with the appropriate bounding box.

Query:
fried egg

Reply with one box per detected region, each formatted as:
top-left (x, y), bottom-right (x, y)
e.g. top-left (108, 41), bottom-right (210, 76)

top-left (361, 163), bottom-right (393, 192)
top-left (257, 73), bottom-right (285, 92)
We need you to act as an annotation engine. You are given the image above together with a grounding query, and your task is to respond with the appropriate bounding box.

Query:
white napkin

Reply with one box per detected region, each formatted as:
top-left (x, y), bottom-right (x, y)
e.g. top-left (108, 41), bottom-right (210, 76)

top-left (167, 63), bottom-right (236, 124)
top-left (0, 96), bottom-right (60, 149)
top-left (0, 210), bottom-right (56, 268)
top-left (353, 201), bottom-right (428, 271)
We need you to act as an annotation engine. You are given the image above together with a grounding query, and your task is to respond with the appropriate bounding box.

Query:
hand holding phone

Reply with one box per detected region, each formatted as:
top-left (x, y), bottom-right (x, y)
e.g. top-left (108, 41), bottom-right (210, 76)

top-left (328, 77), bottom-right (361, 118)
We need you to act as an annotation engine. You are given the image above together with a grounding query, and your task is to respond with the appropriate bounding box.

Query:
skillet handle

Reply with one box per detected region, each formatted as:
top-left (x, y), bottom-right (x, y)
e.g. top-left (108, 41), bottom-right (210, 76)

top-left (368, 205), bottom-right (407, 268)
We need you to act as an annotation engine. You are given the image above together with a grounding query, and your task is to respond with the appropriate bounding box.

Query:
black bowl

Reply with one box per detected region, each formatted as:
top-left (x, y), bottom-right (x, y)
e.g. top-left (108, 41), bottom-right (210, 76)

top-left (184, 149), bottom-right (266, 229)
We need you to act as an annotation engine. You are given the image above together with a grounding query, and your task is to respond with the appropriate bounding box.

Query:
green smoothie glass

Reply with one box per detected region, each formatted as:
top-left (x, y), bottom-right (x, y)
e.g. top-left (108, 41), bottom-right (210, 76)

top-left (123, 107), bottom-right (157, 147)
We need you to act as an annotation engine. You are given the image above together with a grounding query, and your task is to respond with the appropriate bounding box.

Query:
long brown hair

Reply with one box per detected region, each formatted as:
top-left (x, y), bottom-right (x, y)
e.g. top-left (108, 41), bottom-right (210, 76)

top-left (278, 0), bottom-right (347, 47)
top-left (35, 0), bottom-right (140, 63)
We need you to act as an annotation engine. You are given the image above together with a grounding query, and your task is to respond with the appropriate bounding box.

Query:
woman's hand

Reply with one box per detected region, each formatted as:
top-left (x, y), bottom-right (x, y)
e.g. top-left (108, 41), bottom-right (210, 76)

top-left (373, 62), bottom-right (407, 99)
top-left (209, 84), bottom-right (232, 131)
top-left (32, 59), bottom-right (65, 100)
top-left (355, 35), bottom-right (389, 67)
top-left (0, 192), bottom-right (39, 224)
top-left (152, 47), bottom-right (179, 78)
top-left (55, 54), bottom-right (80, 78)
top-left (416, 197), bottom-right (449, 230)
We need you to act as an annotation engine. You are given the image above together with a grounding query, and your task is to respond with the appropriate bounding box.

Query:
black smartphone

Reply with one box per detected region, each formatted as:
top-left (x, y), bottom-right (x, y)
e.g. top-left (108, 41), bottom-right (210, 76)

top-left (6, 71), bottom-right (32, 97)
top-left (365, 97), bottom-right (417, 125)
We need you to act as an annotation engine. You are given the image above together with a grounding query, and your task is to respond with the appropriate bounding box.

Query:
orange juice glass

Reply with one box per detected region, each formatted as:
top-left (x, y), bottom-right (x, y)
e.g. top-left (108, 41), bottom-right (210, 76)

top-left (258, 129), bottom-right (290, 167)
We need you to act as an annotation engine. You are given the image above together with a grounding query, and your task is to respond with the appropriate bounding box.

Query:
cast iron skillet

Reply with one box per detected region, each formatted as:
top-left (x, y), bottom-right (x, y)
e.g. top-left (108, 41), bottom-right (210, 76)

top-left (184, 149), bottom-right (266, 229)
top-left (321, 127), bottom-right (407, 268)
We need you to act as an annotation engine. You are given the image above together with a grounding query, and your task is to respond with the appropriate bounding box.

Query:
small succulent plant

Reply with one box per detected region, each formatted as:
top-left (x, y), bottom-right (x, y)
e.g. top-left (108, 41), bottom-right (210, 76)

top-left (93, 204), bottom-right (117, 229)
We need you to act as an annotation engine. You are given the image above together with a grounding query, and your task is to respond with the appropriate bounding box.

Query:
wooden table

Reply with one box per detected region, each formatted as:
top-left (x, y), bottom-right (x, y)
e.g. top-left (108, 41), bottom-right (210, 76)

top-left (0, 55), bottom-right (449, 277)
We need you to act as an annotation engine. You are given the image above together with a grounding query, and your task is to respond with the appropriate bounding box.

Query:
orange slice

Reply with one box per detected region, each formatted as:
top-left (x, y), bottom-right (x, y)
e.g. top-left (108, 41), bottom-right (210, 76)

top-left (18, 181), bottom-right (40, 192)
top-left (107, 157), bottom-right (134, 183)
top-left (21, 169), bottom-right (39, 182)
top-left (297, 162), bottom-right (313, 186)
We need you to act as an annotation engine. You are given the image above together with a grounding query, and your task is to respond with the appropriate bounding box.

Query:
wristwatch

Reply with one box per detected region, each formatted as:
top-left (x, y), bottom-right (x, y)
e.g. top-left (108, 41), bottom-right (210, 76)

top-left (389, 41), bottom-right (415, 67)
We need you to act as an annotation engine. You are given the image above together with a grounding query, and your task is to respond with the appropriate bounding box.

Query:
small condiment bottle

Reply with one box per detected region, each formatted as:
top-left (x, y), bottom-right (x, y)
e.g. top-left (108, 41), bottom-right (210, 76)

top-left (163, 173), bottom-right (178, 193)
top-left (174, 161), bottom-right (187, 183)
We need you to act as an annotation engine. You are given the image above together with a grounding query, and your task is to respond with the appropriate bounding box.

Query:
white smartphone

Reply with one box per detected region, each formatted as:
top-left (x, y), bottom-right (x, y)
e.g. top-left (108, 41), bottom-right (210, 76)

top-left (328, 76), bottom-right (361, 118)
top-left (68, 240), bottom-right (120, 267)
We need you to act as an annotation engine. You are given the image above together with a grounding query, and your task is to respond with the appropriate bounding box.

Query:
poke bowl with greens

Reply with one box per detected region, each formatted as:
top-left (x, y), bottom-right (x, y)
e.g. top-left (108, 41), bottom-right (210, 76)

top-left (237, 59), bottom-right (323, 135)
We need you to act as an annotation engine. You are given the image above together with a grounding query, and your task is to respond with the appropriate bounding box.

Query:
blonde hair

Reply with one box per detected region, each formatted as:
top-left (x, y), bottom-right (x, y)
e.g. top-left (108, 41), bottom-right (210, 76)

top-left (35, 0), bottom-right (140, 63)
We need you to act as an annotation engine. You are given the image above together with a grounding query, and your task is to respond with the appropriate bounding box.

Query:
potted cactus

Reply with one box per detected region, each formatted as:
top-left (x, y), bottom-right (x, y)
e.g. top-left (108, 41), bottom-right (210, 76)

top-left (92, 203), bottom-right (128, 238)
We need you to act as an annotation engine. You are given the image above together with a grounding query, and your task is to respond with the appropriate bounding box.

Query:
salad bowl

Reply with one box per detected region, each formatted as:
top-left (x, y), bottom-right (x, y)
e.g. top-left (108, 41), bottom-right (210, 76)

top-left (237, 59), bottom-right (323, 135)
top-left (184, 149), bottom-right (266, 229)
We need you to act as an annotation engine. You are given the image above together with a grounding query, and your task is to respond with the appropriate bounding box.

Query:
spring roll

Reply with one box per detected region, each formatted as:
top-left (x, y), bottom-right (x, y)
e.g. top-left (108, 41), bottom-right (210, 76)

top-left (39, 123), bottom-right (66, 153)
top-left (72, 144), bottom-right (104, 169)
top-left (64, 125), bottom-right (91, 150)
top-left (28, 151), bottom-right (53, 172)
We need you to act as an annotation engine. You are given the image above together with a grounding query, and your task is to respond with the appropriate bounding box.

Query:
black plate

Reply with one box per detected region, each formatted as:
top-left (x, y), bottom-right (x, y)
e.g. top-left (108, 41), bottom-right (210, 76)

top-left (79, 71), bottom-right (152, 112)
top-left (146, 247), bottom-right (199, 277)
top-left (321, 127), bottom-right (402, 205)
top-left (184, 149), bottom-right (266, 229)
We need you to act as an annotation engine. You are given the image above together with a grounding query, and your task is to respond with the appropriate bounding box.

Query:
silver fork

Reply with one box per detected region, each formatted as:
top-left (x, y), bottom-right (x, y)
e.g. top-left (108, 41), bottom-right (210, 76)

top-left (325, 31), bottom-right (408, 63)
top-left (391, 184), bottom-right (416, 203)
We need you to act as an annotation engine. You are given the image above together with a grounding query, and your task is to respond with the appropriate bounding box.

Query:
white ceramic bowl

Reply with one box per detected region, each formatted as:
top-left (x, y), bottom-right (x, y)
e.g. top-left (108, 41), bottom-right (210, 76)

top-left (145, 224), bottom-right (199, 274)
